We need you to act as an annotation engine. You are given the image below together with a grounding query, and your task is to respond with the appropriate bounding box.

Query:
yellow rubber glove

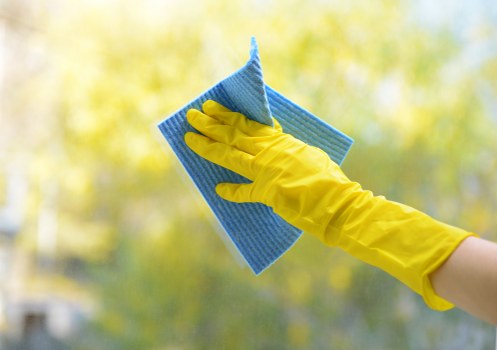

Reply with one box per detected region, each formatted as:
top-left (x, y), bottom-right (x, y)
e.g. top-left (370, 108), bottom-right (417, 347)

top-left (184, 100), bottom-right (477, 311)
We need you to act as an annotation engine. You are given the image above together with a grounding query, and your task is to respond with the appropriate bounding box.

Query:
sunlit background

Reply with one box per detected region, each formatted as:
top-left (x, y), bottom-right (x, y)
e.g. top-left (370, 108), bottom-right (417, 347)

top-left (1, 0), bottom-right (496, 349)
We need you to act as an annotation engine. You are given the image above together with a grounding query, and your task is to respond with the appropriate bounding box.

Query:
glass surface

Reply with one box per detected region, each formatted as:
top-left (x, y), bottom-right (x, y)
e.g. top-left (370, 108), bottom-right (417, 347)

top-left (0, 0), bottom-right (496, 348)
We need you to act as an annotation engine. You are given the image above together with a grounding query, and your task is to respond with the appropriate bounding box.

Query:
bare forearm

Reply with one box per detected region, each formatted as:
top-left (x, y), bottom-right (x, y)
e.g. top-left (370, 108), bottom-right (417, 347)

top-left (430, 236), bottom-right (497, 325)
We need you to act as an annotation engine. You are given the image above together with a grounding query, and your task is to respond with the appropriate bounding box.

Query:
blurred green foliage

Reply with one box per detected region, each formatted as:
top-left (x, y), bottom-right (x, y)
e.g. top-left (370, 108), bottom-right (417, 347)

top-left (13, 0), bottom-right (497, 348)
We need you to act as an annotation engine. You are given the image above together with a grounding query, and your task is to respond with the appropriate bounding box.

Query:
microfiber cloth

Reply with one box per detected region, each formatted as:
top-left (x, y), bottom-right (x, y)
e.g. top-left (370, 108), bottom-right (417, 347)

top-left (157, 38), bottom-right (353, 274)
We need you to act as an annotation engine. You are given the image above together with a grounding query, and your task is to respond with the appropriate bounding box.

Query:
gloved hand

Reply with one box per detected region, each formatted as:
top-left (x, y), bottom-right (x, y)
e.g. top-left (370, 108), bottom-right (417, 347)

top-left (185, 100), bottom-right (476, 311)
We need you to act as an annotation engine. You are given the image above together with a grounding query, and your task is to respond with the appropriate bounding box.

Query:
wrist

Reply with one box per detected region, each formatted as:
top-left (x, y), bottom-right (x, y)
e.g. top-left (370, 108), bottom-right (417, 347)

top-left (318, 184), bottom-right (374, 245)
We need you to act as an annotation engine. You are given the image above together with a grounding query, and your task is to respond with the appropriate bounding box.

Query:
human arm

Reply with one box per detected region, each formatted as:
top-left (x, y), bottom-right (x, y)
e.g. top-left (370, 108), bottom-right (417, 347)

top-left (184, 100), bottom-right (494, 324)
top-left (430, 236), bottom-right (497, 325)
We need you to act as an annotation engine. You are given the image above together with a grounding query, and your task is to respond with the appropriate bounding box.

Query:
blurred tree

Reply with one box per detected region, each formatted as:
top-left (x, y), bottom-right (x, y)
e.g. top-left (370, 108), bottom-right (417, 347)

top-left (9, 0), bottom-right (496, 348)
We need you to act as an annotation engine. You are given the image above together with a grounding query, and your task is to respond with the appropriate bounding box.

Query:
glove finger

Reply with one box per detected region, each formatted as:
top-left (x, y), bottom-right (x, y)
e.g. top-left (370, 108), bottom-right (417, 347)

top-left (187, 109), bottom-right (260, 155)
top-left (201, 99), bottom-right (232, 113)
top-left (272, 117), bottom-right (283, 132)
top-left (202, 100), bottom-right (278, 137)
top-left (184, 132), bottom-right (255, 180)
top-left (215, 183), bottom-right (255, 203)
top-left (187, 108), bottom-right (241, 142)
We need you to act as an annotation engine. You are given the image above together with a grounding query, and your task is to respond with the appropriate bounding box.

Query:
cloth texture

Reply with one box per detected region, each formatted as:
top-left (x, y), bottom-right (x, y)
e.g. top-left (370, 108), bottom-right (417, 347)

top-left (157, 38), bottom-right (353, 274)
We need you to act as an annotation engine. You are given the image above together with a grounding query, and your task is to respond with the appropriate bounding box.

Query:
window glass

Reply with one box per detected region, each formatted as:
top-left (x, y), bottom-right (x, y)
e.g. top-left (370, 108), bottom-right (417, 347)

top-left (0, 0), bottom-right (496, 348)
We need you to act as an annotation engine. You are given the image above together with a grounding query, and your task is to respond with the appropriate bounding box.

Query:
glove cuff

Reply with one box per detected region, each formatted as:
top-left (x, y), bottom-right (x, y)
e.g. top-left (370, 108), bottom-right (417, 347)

top-left (321, 194), bottom-right (478, 310)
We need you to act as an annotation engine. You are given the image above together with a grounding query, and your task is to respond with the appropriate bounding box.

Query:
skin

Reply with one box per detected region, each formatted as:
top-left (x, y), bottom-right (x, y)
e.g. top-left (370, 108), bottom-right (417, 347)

top-left (430, 236), bottom-right (497, 325)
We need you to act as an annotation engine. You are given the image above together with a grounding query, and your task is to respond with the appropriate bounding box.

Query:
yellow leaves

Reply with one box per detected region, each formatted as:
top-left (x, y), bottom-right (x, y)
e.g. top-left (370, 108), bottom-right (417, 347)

top-left (328, 264), bottom-right (353, 293)
top-left (286, 268), bottom-right (312, 304)
top-left (287, 320), bottom-right (310, 348)
top-left (0, 170), bottom-right (6, 206)
top-left (99, 311), bottom-right (126, 335)
top-left (63, 166), bottom-right (93, 200)
top-left (57, 216), bottom-right (115, 262)
top-left (7, 0), bottom-right (495, 345)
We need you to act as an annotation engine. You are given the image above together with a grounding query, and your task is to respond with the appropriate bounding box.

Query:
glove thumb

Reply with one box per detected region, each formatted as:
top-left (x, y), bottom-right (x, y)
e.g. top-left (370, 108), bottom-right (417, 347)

top-left (215, 183), bottom-right (254, 203)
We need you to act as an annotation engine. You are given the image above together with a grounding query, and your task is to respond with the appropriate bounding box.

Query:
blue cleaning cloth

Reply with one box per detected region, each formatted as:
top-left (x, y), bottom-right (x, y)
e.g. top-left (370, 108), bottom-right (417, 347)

top-left (157, 38), bottom-right (353, 274)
